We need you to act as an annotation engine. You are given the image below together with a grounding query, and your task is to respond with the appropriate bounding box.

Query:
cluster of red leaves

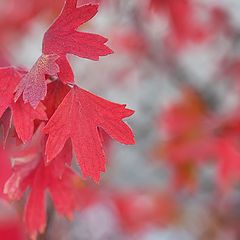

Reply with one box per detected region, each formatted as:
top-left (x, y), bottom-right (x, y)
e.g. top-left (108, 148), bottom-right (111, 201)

top-left (0, 0), bottom-right (134, 238)
top-left (154, 88), bottom-right (240, 191)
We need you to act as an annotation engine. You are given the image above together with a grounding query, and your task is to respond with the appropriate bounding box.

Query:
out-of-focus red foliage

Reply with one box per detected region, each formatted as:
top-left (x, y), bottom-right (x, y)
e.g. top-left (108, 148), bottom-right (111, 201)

top-left (0, 0), bottom-right (65, 66)
top-left (114, 192), bottom-right (178, 232)
top-left (0, 0), bottom-right (64, 41)
top-left (0, 201), bottom-right (26, 240)
top-left (0, 146), bottom-right (11, 200)
top-left (112, 29), bottom-right (148, 59)
top-left (149, 0), bottom-right (229, 49)
top-left (156, 88), bottom-right (213, 163)
top-left (154, 88), bottom-right (240, 190)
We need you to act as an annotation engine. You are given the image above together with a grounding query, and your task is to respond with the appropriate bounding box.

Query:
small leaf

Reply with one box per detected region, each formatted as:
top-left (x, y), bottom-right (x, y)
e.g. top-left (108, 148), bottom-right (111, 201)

top-left (14, 54), bottom-right (60, 109)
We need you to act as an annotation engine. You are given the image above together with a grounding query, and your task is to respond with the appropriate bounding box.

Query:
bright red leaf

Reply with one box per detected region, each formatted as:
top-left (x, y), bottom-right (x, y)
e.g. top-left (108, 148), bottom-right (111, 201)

top-left (44, 86), bottom-right (135, 183)
top-left (42, 0), bottom-right (113, 82)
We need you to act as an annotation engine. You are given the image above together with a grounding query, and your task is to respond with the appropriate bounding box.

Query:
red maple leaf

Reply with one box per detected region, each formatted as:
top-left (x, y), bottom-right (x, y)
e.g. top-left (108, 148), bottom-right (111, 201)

top-left (42, 0), bottom-right (113, 83)
top-left (44, 86), bottom-right (135, 182)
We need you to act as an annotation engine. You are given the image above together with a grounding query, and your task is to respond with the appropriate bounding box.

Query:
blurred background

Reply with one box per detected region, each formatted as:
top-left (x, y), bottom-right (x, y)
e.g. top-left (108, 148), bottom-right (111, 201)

top-left (1, 0), bottom-right (240, 239)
